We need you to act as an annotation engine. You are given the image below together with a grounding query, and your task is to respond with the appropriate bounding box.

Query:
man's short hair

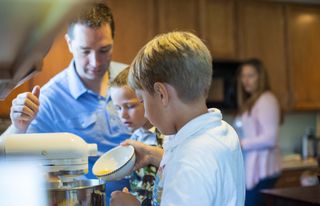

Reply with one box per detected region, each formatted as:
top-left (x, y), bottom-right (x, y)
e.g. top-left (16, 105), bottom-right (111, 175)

top-left (128, 31), bottom-right (212, 103)
top-left (67, 3), bottom-right (115, 39)
top-left (109, 67), bottom-right (130, 88)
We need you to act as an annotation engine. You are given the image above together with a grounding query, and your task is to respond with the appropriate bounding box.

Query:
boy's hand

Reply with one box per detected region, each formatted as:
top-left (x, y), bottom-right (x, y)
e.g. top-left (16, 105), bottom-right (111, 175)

top-left (110, 189), bottom-right (140, 206)
top-left (10, 85), bottom-right (40, 133)
top-left (121, 139), bottom-right (163, 169)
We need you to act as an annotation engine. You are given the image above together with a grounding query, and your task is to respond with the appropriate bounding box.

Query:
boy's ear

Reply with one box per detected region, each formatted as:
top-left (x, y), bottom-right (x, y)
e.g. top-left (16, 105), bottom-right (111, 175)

top-left (154, 82), bottom-right (169, 106)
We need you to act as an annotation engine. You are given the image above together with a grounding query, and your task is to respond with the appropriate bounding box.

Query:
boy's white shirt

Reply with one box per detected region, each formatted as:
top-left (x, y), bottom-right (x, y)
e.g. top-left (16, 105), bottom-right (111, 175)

top-left (154, 108), bottom-right (245, 206)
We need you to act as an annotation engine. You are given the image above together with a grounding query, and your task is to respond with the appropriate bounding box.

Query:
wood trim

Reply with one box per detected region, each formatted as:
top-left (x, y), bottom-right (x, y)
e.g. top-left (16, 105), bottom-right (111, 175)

top-left (258, 0), bottom-right (320, 5)
top-left (292, 103), bottom-right (320, 111)
top-left (283, 4), bottom-right (292, 110)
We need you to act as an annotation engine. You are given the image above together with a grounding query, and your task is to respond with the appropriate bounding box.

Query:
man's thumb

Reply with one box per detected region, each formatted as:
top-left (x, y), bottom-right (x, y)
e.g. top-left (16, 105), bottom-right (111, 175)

top-left (32, 85), bottom-right (40, 98)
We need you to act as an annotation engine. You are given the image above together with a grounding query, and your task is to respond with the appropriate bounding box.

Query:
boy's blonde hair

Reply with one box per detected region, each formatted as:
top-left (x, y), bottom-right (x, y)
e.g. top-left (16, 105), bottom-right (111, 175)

top-left (128, 31), bottom-right (212, 103)
top-left (109, 67), bottom-right (130, 88)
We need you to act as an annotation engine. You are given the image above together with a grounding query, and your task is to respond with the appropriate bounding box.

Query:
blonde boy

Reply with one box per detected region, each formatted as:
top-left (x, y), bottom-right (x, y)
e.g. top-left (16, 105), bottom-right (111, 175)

top-left (110, 31), bottom-right (245, 206)
top-left (109, 67), bottom-right (152, 133)
top-left (110, 67), bottom-right (162, 206)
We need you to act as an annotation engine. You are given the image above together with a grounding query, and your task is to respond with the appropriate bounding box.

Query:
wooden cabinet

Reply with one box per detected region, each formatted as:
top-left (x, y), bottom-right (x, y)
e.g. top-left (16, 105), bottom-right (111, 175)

top-left (237, 2), bottom-right (288, 108)
top-left (157, 0), bottom-right (199, 35)
top-left (157, 0), bottom-right (237, 59)
top-left (203, 0), bottom-right (237, 58)
top-left (286, 5), bottom-right (320, 110)
top-left (107, 0), bottom-right (156, 64)
top-left (109, 0), bottom-right (238, 60)
top-left (2, 0), bottom-right (320, 117)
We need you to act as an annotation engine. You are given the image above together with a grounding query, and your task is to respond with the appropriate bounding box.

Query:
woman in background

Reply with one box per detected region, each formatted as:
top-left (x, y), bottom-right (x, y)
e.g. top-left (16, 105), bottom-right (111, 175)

top-left (236, 58), bottom-right (282, 206)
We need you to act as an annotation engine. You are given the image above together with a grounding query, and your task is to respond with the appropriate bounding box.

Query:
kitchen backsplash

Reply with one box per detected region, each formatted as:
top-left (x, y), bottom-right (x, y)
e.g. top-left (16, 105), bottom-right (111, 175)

top-left (223, 112), bottom-right (317, 156)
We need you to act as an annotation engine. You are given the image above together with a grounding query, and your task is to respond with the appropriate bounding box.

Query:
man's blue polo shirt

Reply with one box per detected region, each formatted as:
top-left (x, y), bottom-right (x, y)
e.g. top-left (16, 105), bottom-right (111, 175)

top-left (27, 61), bottom-right (131, 154)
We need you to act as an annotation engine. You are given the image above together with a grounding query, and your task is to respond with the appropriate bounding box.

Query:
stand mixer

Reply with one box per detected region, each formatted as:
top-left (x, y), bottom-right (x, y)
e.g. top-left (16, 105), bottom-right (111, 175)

top-left (0, 133), bottom-right (97, 181)
top-left (0, 132), bottom-right (106, 206)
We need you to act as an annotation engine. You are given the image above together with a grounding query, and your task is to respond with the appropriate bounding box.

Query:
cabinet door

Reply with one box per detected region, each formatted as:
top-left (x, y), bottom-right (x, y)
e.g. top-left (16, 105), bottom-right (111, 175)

top-left (158, 0), bottom-right (237, 59)
top-left (108, 0), bottom-right (156, 64)
top-left (203, 0), bottom-right (236, 58)
top-left (238, 2), bottom-right (288, 108)
top-left (157, 0), bottom-right (199, 35)
top-left (31, 32), bottom-right (72, 87)
top-left (287, 5), bottom-right (320, 110)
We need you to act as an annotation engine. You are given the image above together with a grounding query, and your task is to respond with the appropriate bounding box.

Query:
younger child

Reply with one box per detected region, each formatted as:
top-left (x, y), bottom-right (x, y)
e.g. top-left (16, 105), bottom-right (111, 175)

top-left (110, 31), bottom-right (245, 206)
top-left (109, 67), bottom-right (163, 206)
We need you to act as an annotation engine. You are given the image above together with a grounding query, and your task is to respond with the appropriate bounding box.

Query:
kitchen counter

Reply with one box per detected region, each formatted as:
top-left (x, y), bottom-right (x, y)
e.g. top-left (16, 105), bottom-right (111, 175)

top-left (282, 156), bottom-right (318, 170)
top-left (262, 185), bottom-right (320, 206)
top-left (275, 155), bottom-right (319, 188)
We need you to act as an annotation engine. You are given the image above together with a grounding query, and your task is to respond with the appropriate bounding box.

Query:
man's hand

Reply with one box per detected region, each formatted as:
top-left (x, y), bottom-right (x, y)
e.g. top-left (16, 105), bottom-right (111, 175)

top-left (121, 139), bottom-right (164, 169)
top-left (110, 187), bottom-right (140, 206)
top-left (10, 85), bottom-right (40, 133)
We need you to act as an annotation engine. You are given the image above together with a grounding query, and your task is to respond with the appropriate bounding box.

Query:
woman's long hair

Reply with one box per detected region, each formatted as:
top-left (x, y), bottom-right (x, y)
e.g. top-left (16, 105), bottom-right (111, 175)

top-left (237, 58), bottom-right (271, 115)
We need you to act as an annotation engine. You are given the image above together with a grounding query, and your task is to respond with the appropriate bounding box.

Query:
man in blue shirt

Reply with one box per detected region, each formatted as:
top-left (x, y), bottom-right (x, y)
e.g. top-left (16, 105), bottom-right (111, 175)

top-left (3, 3), bottom-right (131, 203)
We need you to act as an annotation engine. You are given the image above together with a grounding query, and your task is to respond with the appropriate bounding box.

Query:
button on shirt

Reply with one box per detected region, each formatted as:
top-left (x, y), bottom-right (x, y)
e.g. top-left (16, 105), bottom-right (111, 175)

top-left (27, 61), bottom-right (131, 155)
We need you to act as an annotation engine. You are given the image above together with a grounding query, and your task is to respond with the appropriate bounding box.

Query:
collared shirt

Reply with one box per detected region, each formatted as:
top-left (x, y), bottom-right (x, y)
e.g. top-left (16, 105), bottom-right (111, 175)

top-left (27, 61), bottom-right (131, 155)
top-left (130, 127), bottom-right (159, 146)
top-left (152, 109), bottom-right (245, 206)
top-left (130, 127), bottom-right (163, 206)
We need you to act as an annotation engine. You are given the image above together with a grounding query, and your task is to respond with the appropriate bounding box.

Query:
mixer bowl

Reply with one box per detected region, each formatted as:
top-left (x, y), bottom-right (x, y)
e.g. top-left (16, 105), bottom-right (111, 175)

top-left (93, 145), bottom-right (135, 181)
top-left (47, 179), bottom-right (105, 206)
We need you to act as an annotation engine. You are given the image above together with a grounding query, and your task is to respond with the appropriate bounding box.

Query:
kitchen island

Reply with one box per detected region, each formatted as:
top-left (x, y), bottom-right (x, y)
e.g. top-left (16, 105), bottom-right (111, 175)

top-left (262, 185), bottom-right (320, 206)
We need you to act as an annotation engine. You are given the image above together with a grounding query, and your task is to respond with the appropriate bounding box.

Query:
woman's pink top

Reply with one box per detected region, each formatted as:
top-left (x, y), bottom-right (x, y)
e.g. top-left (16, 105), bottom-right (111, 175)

top-left (241, 91), bottom-right (281, 189)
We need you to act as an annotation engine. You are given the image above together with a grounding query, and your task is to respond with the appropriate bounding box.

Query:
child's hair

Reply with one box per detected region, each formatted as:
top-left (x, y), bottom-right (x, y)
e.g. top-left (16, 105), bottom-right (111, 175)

top-left (128, 31), bottom-right (212, 103)
top-left (109, 67), bottom-right (130, 88)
